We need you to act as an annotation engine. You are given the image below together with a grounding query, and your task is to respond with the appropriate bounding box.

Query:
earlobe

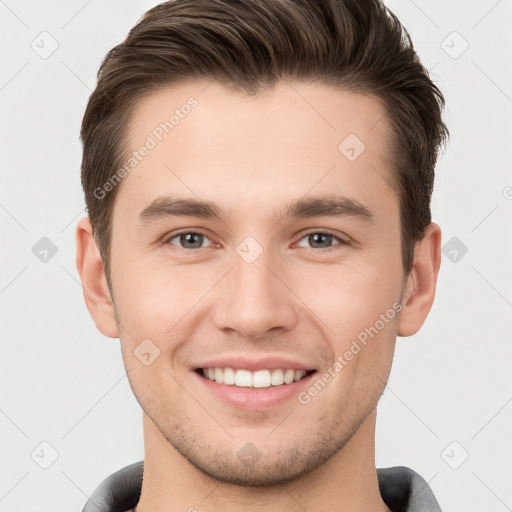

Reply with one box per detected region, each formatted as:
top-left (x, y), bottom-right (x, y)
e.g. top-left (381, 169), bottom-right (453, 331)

top-left (397, 222), bottom-right (442, 337)
top-left (75, 217), bottom-right (119, 338)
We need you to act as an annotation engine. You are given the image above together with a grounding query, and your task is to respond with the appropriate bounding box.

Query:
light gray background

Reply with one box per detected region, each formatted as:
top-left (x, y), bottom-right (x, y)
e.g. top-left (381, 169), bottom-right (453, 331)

top-left (1, 1), bottom-right (511, 511)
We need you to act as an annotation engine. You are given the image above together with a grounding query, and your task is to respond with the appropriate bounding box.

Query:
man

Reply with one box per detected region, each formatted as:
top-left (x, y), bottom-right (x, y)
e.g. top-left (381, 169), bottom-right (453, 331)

top-left (76, 0), bottom-right (449, 510)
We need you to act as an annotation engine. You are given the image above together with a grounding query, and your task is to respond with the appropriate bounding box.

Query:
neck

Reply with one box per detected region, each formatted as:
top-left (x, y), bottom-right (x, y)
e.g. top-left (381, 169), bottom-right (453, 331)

top-left (134, 409), bottom-right (390, 512)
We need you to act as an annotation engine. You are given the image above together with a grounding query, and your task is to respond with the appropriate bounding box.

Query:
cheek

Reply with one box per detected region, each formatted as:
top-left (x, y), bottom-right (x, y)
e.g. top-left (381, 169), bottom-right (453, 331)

top-left (112, 252), bottom-right (184, 319)
top-left (293, 257), bottom-right (402, 337)
top-left (112, 258), bottom-right (216, 365)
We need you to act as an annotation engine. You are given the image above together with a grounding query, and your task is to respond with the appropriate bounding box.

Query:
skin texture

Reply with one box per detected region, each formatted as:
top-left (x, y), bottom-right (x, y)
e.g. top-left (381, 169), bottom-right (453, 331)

top-left (76, 79), bottom-right (441, 511)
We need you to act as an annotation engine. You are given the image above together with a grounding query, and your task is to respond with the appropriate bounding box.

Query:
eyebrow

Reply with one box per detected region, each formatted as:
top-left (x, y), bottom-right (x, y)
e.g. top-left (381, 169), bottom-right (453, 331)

top-left (138, 194), bottom-right (375, 225)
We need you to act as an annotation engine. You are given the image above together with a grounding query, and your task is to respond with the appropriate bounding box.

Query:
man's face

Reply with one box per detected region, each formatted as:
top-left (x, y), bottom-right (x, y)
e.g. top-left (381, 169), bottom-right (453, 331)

top-left (109, 80), bottom-right (404, 485)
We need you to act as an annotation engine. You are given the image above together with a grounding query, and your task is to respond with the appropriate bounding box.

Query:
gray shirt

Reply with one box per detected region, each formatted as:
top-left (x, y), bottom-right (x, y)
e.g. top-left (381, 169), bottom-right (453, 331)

top-left (82, 461), bottom-right (442, 512)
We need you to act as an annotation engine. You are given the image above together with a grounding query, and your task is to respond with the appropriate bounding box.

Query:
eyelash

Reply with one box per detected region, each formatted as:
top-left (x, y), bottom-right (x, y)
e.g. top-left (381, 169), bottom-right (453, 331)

top-left (163, 229), bottom-right (350, 252)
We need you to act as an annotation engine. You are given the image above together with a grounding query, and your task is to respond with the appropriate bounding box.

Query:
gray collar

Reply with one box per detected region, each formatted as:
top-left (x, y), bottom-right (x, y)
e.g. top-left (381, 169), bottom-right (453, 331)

top-left (82, 461), bottom-right (442, 512)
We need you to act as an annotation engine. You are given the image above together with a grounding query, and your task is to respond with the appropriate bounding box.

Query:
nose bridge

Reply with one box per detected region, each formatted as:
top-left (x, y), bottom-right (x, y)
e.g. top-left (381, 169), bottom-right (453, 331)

top-left (213, 239), bottom-right (297, 339)
top-left (234, 245), bottom-right (276, 299)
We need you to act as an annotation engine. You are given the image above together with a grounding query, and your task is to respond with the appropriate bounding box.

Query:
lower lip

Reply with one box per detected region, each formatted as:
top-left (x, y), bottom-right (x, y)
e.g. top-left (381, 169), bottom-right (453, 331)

top-left (193, 370), bottom-right (316, 410)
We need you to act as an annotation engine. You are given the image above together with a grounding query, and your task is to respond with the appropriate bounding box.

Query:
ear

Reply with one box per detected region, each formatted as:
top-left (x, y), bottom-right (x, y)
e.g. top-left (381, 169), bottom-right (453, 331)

top-left (75, 217), bottom-right (119, 338)
top-left (397, 222), bottom-right (442, 337)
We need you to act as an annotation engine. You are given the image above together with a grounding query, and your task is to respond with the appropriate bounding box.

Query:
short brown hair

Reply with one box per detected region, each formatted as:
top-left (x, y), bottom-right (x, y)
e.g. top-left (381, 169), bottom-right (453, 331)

top-left (80, 0), bottom-right (449, 287)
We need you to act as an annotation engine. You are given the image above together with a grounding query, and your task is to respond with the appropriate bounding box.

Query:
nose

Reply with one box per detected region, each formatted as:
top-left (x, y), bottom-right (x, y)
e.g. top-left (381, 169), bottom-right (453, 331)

top-left (213, 246), bottom-right (298, 340)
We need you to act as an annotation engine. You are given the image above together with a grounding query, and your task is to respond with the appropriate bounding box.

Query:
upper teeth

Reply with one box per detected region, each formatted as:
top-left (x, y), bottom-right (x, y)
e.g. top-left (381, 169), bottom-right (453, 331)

top-left (201, 368), bottom-right (308, 388)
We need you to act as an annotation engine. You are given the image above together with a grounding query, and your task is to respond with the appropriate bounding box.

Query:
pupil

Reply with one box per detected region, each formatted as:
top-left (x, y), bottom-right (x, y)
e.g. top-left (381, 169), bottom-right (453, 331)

top-left (311, 233), bottom-right (331, 248)
top-left (182, 233), bottom-right (202, 248)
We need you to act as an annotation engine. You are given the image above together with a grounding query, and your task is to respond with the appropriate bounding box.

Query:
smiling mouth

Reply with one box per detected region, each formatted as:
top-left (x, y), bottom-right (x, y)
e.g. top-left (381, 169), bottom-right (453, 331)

top-left (195, 367), bottom-right (316, 388)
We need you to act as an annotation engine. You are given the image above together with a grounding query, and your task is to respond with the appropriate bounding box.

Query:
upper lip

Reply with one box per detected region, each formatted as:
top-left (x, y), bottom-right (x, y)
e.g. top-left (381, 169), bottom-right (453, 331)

top-left (194, 355), bottom-right (316, 372)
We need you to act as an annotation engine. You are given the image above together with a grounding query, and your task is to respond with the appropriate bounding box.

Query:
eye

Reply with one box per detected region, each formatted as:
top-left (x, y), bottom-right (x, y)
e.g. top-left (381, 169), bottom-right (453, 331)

top-left (165, 231), bottom-right (213, 249)
top-left (163, 230), bottom-right (349, 251)
top-left (296, 230), bottom-right (349, 251)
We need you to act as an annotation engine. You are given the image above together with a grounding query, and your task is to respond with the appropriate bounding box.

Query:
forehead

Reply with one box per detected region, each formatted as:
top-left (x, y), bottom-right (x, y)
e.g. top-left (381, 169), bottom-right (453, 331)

top-left (127, 79), bottom-right (392, 153)
top-left (116, 79), bottom-right (396, 219)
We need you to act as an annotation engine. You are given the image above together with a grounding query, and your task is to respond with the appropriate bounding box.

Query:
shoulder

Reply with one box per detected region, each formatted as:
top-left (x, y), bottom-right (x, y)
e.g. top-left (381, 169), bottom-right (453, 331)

top-left (377, 465), bottom-right (442, 512)
top-left (81, 461), bottom-right (143, 512)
